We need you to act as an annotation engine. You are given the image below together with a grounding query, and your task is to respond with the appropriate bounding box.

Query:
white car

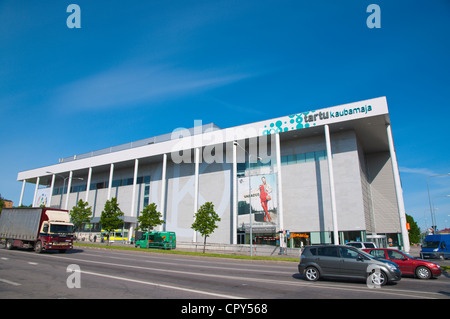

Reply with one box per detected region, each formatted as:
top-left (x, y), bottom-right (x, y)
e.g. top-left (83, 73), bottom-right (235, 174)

top-left (346, 241), bottom-right (377, 249)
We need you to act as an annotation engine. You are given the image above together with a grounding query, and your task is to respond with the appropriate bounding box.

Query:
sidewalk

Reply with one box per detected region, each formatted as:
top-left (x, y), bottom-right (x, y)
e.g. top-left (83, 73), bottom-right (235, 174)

top-left (74, 239), bottom-right (301, 258)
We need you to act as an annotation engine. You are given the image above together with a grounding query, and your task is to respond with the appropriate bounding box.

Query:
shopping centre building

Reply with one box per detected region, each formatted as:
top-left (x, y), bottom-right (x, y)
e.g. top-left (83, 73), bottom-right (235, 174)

top-left (16, 96), bottom-right (410, 252)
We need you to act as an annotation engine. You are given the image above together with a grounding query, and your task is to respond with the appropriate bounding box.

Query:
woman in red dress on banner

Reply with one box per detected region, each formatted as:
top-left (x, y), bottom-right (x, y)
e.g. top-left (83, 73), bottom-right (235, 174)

top-left (259, 176), bottom-right (272, 222)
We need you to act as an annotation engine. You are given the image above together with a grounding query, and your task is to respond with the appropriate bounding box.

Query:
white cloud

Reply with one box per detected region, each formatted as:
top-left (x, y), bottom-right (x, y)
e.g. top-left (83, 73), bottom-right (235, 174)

top-left (50, 63), bottom-right (254, 112)
top-left (399, 166), bottom-right (437, 176)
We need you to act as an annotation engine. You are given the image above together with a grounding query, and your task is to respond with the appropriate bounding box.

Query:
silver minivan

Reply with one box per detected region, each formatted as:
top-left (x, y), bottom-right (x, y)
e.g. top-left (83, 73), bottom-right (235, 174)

top-left (298, 245), bottom-right (402, 285)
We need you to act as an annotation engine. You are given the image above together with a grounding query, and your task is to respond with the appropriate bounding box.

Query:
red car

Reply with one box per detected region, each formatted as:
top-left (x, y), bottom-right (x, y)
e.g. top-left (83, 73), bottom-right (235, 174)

top-left (363, 248), bottom-right (442, 279)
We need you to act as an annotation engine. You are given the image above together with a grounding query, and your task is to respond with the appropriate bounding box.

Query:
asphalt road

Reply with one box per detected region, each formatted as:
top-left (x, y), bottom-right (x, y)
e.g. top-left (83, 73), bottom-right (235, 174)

top-left (1, 246), bottom-right (449, 302)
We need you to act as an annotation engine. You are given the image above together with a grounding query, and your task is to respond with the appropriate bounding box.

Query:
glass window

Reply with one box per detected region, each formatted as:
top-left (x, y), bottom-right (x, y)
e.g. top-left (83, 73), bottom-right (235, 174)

top-left (339, 247), bottom-right (360, 259)
top-left (369, 250), bottom-right (386, 258)
top-left (315, 150), bottom-right (327, 161)
top-left (305, 152), bottom-right (315, 162)
top-left (317, 247), bottom-right (338, 257)
top-left (287, 155), bottom-right (295, 164)
top-left (112, 179), bottom-right (122, 187)
top-left (387, 250), bottom-right (405, 260)
top-left (295, 153), bottom-right (305, 163)
top-left (123, 178), bottom-right (133, 186)
top-left (422, 241), bottom-right (440, 249)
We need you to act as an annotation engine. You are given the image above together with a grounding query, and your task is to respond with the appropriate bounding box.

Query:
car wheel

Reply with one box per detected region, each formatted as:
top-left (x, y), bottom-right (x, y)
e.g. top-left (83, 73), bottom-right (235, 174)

top-left (305, 266), bottom-right (320, 281)
top-left (369, 270), bottom-right (387, 286)
top-left (416, 266), bottom-right (431, 279)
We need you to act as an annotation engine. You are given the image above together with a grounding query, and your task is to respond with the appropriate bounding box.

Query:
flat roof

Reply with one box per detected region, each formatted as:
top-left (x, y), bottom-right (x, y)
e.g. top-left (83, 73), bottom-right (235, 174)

top-left (18, 96), bottom-right (390, 183)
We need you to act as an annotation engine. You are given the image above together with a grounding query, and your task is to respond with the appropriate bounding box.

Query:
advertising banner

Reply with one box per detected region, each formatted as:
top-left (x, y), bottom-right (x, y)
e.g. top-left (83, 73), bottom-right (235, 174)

top-left (34, 187), bottom-right (51, 207)
top-left (237, 173), bottom-right (278, 232)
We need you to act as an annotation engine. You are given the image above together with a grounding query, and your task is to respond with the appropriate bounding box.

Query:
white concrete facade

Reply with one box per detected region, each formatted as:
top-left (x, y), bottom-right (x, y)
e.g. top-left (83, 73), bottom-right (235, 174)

top-left (17, 97), bottom-right (411, 251)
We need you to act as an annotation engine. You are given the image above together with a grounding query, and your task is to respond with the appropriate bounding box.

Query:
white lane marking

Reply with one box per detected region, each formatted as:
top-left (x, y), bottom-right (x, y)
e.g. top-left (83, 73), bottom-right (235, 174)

top-left (28, 262), bottom-right (38, 265)
top-left (79, 269), bottom-right (244, 299)
top-left (0, 278), bottom-right (21, 286)
top-left (80, 252), bottom-right (293, 275)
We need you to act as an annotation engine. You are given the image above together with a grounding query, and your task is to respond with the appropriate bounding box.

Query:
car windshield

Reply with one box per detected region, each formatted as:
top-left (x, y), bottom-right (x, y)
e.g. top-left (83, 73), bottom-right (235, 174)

top-left (50, 224), bottom-right (73, 234)
top-left (422, 241), bottom-right (440, 249)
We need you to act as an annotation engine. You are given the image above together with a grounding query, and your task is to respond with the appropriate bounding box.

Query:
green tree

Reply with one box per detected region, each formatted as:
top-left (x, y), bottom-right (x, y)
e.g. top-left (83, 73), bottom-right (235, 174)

top-left (191, 202), bottom-right (221, 253)
top-left (0, 194), bottom-right (4, 217)
top-left (406, 213), bottom-right (420, 245)
top-left (136, 203), bottom-right (165, 248)
top-left (70, 199), bottom-right (93, 232)
top-left (100, 197), bottom-right (124, 245)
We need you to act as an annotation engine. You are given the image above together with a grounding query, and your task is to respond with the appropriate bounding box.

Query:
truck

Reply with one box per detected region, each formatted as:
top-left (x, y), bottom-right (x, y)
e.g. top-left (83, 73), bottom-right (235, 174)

top-left (134, 231), bottom-right (176, 250)
top-left (420, 234), bottom-right (450, 260)
top-left (0, 207), bottom-right (74, 253)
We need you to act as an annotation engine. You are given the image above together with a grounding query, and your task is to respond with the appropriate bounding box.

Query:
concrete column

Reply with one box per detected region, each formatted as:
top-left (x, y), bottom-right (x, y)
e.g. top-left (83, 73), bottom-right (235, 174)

top-left (107, 163), bottom-right (114, 200)
top-left (129, 159), bottom-right (139, 242)
top-left (160, 154), bottom-right (167, 231)
top-left (85, 167), bottom-right (92, 204)
top-left (193, 147), bottom-right (200, 242)
top-left (275, 133), bottom-right (285, 251)
top-left (387, 124), bottom-right (410, 253)
top-left (324, 125), bottom-right (339, 245)
top-left (32, 177), bottom-right (40, 207)
top-left (232, 141), bottom-right (238, 245)
top-left (49, 174), bottom-right (56, 207)
top-left (130, 159), bottom-right (139, 217)
top-left (64, 171), bottom-right (73, 210)
top-left (19, 180), bottom-right (26, 206)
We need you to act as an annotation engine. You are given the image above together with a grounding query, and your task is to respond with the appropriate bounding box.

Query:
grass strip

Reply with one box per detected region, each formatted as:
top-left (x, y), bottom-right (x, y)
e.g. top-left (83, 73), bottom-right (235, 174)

top-left (73, 242), bottom-right (299, 262)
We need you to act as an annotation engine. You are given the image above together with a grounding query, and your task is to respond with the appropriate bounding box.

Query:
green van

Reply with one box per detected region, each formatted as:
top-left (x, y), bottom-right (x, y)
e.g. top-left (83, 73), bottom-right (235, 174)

top-left (134, 231), bottom-right (176, 250)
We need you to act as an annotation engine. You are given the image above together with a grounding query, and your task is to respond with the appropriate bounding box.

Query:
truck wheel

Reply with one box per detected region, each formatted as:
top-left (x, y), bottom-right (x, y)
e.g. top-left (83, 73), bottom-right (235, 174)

top-left (34, 241), bottom-right (43, 253)
top-left (6, 239), bottom-right (14, 250)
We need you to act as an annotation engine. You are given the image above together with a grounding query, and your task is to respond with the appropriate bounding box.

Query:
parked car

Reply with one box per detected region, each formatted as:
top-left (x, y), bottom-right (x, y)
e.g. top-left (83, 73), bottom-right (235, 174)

top-left (298, 245), bottom-right (401, 286)
top-left (420, 234), bottom-right (450, 260)
top-left (363, 248), bottom-right (442, 279)
top-left (346, 241), bottom-right (377, 249)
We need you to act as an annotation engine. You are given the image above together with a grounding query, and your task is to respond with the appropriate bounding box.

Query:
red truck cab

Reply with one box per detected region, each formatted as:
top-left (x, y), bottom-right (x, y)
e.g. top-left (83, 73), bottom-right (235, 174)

top-left (36, 209), bottom-right (74, 253)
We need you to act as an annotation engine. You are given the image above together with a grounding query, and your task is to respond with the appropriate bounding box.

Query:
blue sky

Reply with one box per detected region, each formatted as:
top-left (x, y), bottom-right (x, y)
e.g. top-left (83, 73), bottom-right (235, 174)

top-left (1, 0), bottom-right (449, 232)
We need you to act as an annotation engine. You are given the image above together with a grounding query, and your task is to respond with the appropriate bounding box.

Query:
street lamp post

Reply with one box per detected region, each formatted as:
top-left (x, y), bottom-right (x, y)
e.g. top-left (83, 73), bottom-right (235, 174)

top-left (427, 173), bottom-right (450, 231)
top-left (233, 141), bottom-right (261, 257)
top-left (431, 194), bottom-right (450, 231)
top-left (46, 171), bottom-right (84, 209)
